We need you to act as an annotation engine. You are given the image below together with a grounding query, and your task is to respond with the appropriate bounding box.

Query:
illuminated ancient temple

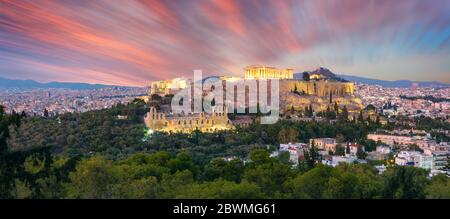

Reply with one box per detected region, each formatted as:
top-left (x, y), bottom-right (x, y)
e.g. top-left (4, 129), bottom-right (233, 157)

top-left (149, 77), bottom-right (191, 96)
top-left (244, 65), bottom-right (293, 80)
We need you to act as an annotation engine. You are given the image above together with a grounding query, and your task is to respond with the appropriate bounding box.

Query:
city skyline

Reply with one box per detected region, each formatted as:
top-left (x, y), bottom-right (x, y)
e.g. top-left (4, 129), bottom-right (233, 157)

top-left (1, 0), bottom-right (450, 86)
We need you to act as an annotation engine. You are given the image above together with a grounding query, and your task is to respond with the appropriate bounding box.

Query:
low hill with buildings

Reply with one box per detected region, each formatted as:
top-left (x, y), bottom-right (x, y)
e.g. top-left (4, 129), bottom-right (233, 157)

top-left (338, 75), bottom-right (450, 88)
top-left (0, 76), bottom-right (136, 90)
top-left (294, 67), bottom-right (346, 81)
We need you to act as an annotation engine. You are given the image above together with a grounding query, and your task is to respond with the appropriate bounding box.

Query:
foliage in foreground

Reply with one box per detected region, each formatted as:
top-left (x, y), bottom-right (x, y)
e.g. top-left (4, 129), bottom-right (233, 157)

top-left (1, 103), bottom-right (449, 199)
top-left (9, 150), bottom-right (450, 199)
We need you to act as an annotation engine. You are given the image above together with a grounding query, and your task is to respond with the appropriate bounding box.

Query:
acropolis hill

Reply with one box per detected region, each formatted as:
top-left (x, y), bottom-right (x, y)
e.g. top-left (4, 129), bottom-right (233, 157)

top-left (279, 67), bottom-right (362, 113)
top-left (145, 66), bottom-right (363, 132)
top-left (245, 66), bottom-right (362, 113)
top-left (279, 79), bottom-right (362, 113)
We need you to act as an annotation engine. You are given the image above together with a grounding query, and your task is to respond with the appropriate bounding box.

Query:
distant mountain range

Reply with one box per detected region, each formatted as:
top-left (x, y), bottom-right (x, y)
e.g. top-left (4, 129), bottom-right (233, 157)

top-left (337, 75), bottom-right (449, 88)
top-left (293, 67), bottom-right (449, 88)
top-left (2, 71), bottom-right (449, 89)
top-left (0, 77), bottom-right (134, 89)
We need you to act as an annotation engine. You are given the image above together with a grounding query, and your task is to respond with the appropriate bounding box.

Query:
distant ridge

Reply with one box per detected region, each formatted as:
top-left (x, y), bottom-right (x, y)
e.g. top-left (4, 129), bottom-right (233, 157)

top-left (293, 67), bottom-right (347, 82)
top-left (338, 75), bottom-right (450, 88)
top-left (0, 76), bottom-right (137, 89)
top-left (309, 67), bottom-right (341, 80)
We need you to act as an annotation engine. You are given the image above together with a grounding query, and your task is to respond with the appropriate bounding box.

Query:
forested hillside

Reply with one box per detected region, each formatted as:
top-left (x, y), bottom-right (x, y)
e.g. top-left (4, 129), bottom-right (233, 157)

top-left (0, 102), bottom-right (449, 199)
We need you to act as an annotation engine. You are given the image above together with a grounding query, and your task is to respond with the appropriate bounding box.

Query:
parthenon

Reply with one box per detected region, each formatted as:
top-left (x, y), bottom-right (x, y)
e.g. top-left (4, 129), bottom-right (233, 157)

top-left (244, 65), bottom-right (293, 80)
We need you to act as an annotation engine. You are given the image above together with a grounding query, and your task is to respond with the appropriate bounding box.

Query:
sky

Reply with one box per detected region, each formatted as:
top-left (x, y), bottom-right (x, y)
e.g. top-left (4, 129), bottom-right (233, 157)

top-left (1, 0), bottom-right (450, 86)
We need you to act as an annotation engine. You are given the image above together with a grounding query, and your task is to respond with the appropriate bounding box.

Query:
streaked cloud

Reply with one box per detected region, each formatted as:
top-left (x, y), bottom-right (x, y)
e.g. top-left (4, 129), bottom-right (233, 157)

top-left (1, 0), bottom-right (449, 85)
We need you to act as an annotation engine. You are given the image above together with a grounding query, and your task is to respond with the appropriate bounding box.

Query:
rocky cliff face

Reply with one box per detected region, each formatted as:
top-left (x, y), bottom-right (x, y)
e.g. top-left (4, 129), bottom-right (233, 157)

top-left (278, 80), bottom-right (362, 113)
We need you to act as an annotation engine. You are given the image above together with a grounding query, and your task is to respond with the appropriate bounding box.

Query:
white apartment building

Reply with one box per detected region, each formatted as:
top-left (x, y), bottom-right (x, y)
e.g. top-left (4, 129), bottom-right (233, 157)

top-left (432, 151), bottom-right (449, 171)
top-left (279, 143), bottom-right (308, 166)
top-left (395, 151), bottom-right (434, 170)
top-left (367, 134), bottom-right (446, 152)
top-left (367, 146), bottom-right (391, 160)
top-left (322, 155), bottom-right (357, 167)
top-left (376, 146), bottom-right (391, 154)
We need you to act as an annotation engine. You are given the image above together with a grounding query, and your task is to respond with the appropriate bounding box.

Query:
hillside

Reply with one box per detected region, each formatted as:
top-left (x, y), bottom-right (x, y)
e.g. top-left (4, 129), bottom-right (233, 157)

top-left (0, 76), bottom-right (128, 89)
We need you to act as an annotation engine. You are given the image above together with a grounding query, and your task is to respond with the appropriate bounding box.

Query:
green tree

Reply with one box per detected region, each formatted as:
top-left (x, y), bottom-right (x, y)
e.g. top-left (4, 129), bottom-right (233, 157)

top-left (358, 110), bottom-right (364, 122)
top-left (150, 94), bottom-right (162, 101)
top-left (365, 104), bottom-right (376, 111)
top-left (286, 165), bottom-right (334, 199)
top-left (43, 108), bottom-right (49, 117)
top-left (0, 106), bottom-right (54, 198)
top-left (425, 174), bottom-right (450, 199)
top-left (304, 106), bottom-right (309, 117)
top-left (335, 144), bottom-right (345, 156)
top-left (382, 166), bottom-right (428, 199)
top-left (111, 176), bottom-right (159, 199)
top-left (325, 106), bottom-right (337, 120)
top-left (338, 105), bottom-right (349, 122)
top-left (303, 141), bottom-right (319, 169)
top-left (362, 140), bottom-right (377, 152)
top-left (356, 146), bottom-right (366, 159)
top-left (248, 149), bottom-right (271, 165)
top-left (203, 158), bottom-right (244, 183)
top-left (278, 151), bottom-right (290, 164)
top-left (244, 150), bottom-right (293, 196)
top-left (279, 128), bottom-right (298, 144)
top-left (65, 156), bottom-right (118, 198)
top-left (167, 151), bottom-right (200, 177)
top-left (302, 72), bottom-right (310, 81)
top-left (335, 134), bottom-right (345, 143)
top-left (0, 105), bottom-right (5, 116)
top-left (160, 170), bottom-right (194, 198)
top-left (176, 180), bottom-right (265, 199)
top-left (323, 171), bottom-right (359, 198)
top-left (332, 163), bottom-right (383, 199)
